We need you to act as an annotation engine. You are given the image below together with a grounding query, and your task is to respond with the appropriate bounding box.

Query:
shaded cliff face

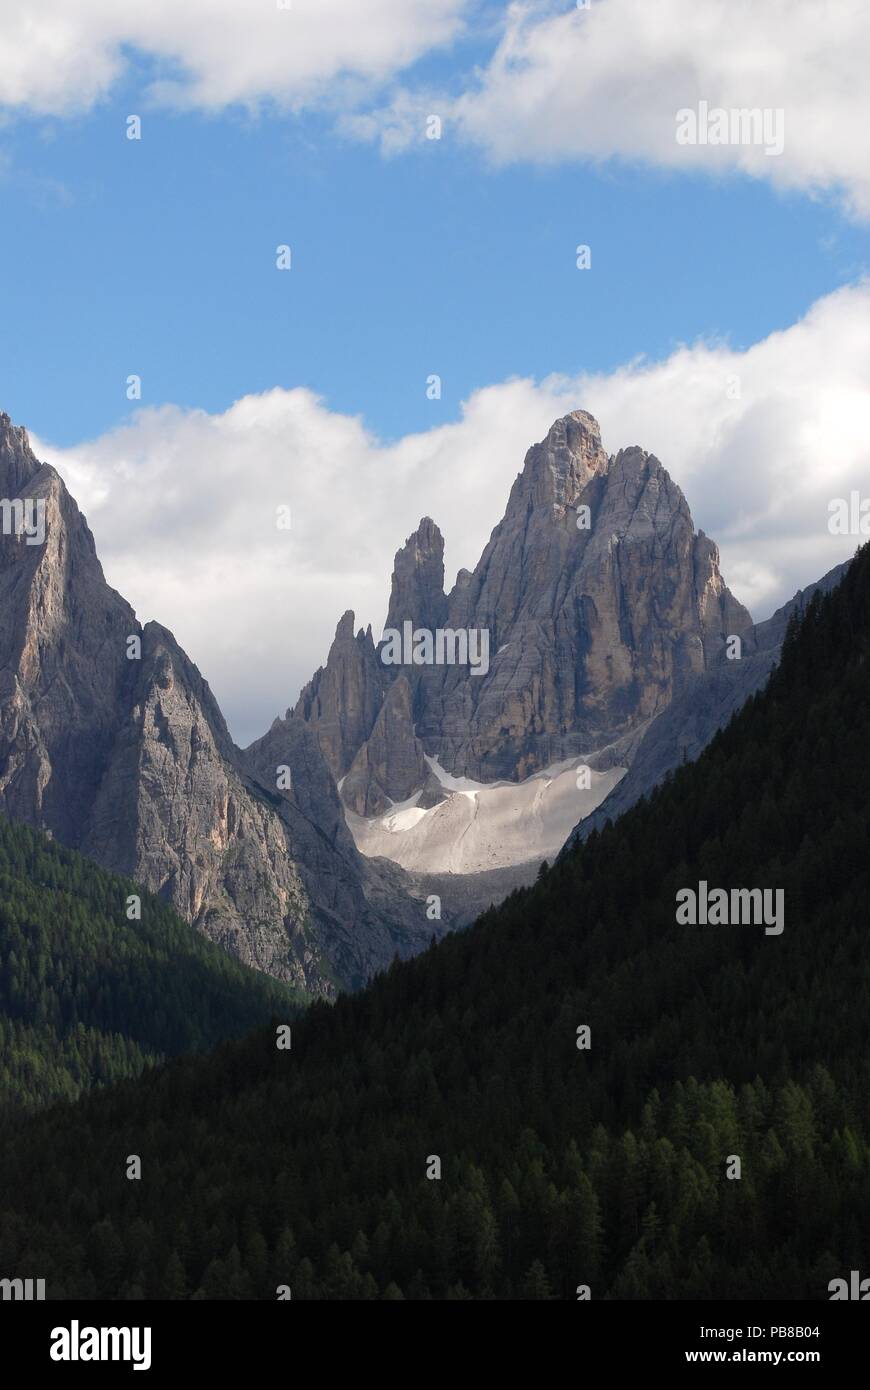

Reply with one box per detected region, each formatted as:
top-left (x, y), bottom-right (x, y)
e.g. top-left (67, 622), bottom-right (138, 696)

top-left (293, 611), bottom-right (385, 781)
top-left (562, 559), bottom-right (852, 854)
top-left (297, 410), bottom-right (752, 812)
top-left (384, 514), bottom-right (448, 635)
top-left (430, 414), bottom-right (751, 780)
top-left (0, 417), bottom-right (139, 839)
top-left (341, 675), bottom-right (428, 816)
top-left (0, 413), bottom-right (439, 995)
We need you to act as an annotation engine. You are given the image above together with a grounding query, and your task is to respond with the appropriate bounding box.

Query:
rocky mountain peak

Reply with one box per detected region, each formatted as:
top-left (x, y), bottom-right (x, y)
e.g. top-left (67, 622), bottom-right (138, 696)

top-left (506, 409), bottom-right (610, 517)
top-left (334, 609), bottom-right (356, 641)
top-left (0, 409), bottom-right (439, 996)
top-left (384, 516), bottom-right (447, 633)
top-left (293, 605), bottom-right (385, 778)
top-left (298, 408), bottom-right (754, 810)
top-left (0, 412), bottom-right (44, 495)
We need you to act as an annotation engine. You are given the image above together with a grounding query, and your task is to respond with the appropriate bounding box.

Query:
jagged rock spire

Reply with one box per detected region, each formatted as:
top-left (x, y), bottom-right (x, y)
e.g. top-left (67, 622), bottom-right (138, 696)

top-left (296, 409), bottom-right (753, 794)
top-left (384, 517), bottom-right (448, 634)
top-left (504, 409), bottom-right (610, 516)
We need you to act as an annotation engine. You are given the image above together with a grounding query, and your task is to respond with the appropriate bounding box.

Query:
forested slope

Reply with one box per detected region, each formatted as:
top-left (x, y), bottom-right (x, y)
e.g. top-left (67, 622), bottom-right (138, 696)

top-left (0, 817), bottom-right (304, 1112)
top-left (1, 547), bottom-right (868, 1298)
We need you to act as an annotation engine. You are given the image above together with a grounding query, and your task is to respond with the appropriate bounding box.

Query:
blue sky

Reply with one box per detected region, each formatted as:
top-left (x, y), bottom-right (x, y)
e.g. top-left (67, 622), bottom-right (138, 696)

top-left (1, 72), bottom-right (866, 448)
top-left (1, 1), bottom-right (869, 742)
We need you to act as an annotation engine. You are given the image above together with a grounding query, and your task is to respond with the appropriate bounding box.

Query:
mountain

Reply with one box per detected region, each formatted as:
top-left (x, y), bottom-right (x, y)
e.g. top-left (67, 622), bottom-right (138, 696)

top-left (297, 410), bottom-right (751, 877)
top-left (0, 412), bottom-right (442, 995)
top-left (0, 813), bottom-right (300, 1114)
top-left (563, 558), bottom-right (852, 849)
top-left (3, 545), bottom-right (867, 1299)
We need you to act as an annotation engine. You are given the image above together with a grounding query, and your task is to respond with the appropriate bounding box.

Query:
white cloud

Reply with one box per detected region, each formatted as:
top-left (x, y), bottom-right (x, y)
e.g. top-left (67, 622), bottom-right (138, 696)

top-left (32, 281), bottom-right (870, 745)
top-left (357, 0), bottom-right (870, 219)
top-left (0, 0), bottom-right (467, 116)
top-left (6, 0), bottom-right (869, 219)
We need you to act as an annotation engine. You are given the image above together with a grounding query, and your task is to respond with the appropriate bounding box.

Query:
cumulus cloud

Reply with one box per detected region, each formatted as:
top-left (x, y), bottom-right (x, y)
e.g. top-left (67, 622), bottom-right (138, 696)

top-left (6, 1), bottom-right (869, 218)
top-left (0, 0), bottom-right (468, 116)
top-left (32, 282), bottom-right (870, 745)
top-left (356, 0), bottom-right (870, 219)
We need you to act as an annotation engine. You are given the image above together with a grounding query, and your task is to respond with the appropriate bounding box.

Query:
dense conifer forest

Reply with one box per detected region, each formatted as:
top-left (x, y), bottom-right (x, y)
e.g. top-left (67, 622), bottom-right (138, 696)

top-left (0, 817), bottom-right (303, 1112)
top-left (0, 547), bottom-right (867, 1299)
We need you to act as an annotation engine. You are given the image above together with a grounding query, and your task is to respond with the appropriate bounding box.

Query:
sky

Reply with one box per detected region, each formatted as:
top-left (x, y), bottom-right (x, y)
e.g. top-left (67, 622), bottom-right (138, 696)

top-left (1, 0), bottom-right (869, 744)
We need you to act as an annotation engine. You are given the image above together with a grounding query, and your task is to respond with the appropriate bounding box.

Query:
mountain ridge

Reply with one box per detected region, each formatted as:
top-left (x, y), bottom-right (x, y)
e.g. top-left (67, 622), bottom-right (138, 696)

top-left (564, 556), bottom-right (853, 850)
top-left (297, 409), bottom-right (753, 876)
top-left (2, 542), bottom-right (866, 1298)
top-left (0, 412), bottom-right (441, 996)
top-left (1, 403), bottom-right (832, 985)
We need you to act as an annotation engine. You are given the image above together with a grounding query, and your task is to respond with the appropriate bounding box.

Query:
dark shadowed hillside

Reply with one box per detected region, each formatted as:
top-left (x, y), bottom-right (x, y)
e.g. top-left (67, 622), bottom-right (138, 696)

top-left (1, 546), bottom-right (868, 1299)
top-left (0, 816), bottom-right (303, 1113)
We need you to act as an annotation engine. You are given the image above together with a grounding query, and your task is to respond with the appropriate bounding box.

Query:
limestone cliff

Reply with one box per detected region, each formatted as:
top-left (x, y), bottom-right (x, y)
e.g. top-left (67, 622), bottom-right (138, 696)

top-left (0, 412), bottom-right (440, 995)
top-left (297, 410), bottom-right (752, 815)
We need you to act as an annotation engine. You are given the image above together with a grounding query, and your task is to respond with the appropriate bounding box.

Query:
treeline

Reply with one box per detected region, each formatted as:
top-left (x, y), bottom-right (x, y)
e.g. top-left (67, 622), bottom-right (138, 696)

top-left (0, 816), bottom-right (304, 1112)
top-left (0, 545), bottom-right (868, 1298)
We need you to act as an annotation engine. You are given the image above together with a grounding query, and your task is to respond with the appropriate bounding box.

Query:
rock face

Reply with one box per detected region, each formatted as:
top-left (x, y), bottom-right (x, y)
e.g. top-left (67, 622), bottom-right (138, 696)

top-left (293, 611), bottom-right (384, 781)
top-left (561, 559), bottom-right (851, 852)
top-left (0, 413), bottom-right (442, 995)
top-left (0, 403), bottom-right (764, 985)
top-left (385, 516), bottom-right (448, 635)
top-left (341, 676), bottom-right (428, 816)
top-left (298, 410), bottom-right (752, 824)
